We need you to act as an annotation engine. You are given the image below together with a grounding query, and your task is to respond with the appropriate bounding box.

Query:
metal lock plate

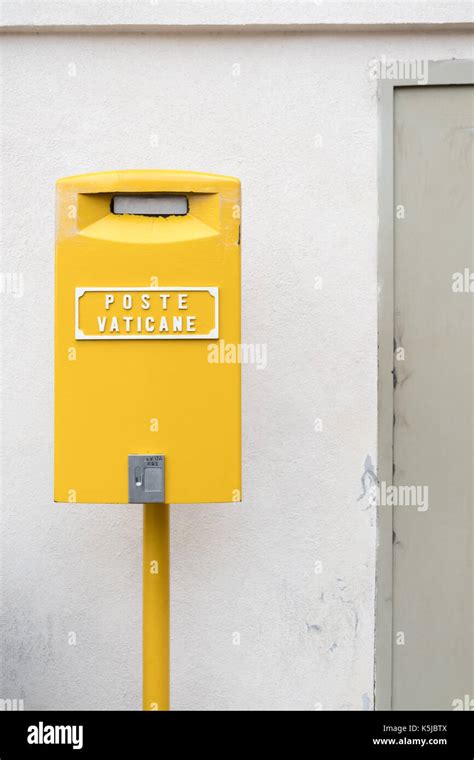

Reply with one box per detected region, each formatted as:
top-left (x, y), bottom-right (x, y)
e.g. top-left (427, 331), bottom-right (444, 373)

top-left (128, 455), bottom-right (165, 503)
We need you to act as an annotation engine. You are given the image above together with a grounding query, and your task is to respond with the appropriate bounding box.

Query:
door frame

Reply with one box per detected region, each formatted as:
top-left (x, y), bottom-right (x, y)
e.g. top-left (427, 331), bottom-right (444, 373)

top-left (375, 58), bottom-right (474, 710)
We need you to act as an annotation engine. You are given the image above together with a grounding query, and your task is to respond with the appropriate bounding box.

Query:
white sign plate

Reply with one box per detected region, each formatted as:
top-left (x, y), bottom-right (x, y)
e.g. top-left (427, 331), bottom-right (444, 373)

top-left (75, 287), bottom-right (219, 340)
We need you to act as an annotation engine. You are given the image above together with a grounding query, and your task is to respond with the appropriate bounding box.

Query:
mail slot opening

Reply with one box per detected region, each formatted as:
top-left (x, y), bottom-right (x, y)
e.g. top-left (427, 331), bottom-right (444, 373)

top-left (111, 194), bottom-right (189, 217)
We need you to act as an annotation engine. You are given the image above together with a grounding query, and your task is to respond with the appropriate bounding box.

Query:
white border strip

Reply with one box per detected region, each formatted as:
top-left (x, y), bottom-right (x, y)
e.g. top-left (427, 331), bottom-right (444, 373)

top-left (1, 0), bottom-right (472, 31)
top-left (75, 286), bottom-right (219, 340)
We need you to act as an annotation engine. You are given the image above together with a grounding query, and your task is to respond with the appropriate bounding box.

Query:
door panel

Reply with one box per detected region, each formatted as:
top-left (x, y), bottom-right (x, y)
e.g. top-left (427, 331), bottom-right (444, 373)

top-left (392, 85), bottom-right (474, 710)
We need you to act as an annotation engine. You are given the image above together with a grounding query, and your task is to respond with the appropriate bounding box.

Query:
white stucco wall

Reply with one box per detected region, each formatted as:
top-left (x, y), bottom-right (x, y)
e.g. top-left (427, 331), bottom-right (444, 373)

top-left (0, 3), bottom-right (472, 710)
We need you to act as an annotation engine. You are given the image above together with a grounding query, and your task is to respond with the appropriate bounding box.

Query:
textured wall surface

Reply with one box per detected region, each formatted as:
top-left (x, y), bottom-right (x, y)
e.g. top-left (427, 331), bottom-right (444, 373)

top-left (0, 25), bottom-right (472, 710)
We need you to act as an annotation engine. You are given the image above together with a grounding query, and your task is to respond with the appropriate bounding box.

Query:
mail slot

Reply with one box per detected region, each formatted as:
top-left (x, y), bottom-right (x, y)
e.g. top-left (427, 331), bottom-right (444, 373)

top-left (54, 170), bottom-right (241, 504)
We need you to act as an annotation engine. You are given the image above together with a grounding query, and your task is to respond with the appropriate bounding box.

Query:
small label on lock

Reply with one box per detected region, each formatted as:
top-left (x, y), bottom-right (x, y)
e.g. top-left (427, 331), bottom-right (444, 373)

top-left (128, 455), bottom-right (165, 503)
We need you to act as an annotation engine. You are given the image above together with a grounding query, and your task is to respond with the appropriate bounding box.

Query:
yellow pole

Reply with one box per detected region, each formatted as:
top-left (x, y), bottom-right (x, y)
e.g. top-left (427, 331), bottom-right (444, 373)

top-left (143, 503), bottom-right (170, 711)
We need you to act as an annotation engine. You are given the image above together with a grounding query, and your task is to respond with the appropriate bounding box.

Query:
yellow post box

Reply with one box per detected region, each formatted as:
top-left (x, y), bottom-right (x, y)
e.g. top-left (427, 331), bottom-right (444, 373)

top-left (54, 170), bottom-right (241, 505)
top-left (55, 169), bottom-right (241, 711)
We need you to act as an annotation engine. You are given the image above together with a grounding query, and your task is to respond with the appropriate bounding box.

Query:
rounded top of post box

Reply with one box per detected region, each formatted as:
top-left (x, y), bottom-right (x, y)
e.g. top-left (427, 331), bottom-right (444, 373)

top-left (56, 169), bottom-right (240, 194)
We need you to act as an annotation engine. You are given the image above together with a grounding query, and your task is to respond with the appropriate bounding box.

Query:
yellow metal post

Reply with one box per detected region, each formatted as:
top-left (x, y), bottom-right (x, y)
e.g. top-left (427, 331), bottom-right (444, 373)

top-left (143, 503), bottom-right (170, 711)
top-left (54, 170), bottom-right (241, 712)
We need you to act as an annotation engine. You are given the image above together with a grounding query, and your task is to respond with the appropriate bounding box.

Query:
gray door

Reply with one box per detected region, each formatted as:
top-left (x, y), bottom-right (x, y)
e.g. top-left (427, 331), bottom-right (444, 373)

top-left (392, 85), bottom-right (474, 710)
